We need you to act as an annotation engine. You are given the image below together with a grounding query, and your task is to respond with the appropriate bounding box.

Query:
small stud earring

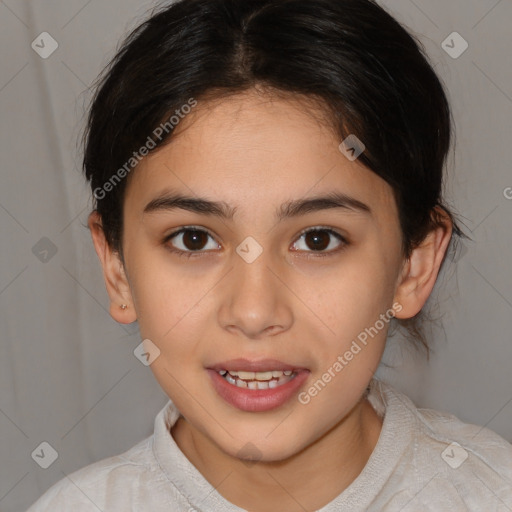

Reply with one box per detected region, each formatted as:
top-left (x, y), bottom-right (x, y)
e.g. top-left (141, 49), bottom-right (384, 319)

top-left (120, 304), bottom-right (128, 310)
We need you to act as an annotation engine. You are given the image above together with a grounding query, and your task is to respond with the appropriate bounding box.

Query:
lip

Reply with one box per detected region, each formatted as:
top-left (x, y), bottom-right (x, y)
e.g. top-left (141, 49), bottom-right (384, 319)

top-left (207, 358), bottom-right (308, 373)
top-left (207, 368), bottom-right (310, 412)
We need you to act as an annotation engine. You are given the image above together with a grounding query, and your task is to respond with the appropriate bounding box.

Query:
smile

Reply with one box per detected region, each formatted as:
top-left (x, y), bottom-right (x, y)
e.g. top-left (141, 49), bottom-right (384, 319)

top-left (218, 369), bottom-right (296, 389)
top-left (207, 368), bottom-right (310, 412)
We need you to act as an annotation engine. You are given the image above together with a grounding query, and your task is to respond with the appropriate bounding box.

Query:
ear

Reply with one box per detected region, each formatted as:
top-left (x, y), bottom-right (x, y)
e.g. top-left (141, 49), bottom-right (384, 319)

top-left (87, 211), bottom-right (137, 324)
top-left (393, 207), bottom-right (453, 319)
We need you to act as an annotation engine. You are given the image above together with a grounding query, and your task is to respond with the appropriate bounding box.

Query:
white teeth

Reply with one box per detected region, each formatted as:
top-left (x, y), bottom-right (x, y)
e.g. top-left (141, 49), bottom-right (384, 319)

top-left (235, 371), bottom-right (255, 380)
top-left (255, 371), bottom-right (273, 380)
top-left (220, 369), bottom-right (294, 381)
top-left (218, 369), bottom-right (298, 390)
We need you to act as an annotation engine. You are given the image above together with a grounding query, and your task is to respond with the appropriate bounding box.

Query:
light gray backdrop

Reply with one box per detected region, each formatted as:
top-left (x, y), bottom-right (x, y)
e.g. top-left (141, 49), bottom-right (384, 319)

top-left (1, 0), bottom-right (511, 510)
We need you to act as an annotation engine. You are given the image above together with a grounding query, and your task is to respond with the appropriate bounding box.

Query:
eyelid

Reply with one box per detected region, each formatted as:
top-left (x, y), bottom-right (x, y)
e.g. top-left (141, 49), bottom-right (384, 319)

top-left (163, 225), bottom-right (217, 242)
top-left (294, 225), bottom-right (347, 241)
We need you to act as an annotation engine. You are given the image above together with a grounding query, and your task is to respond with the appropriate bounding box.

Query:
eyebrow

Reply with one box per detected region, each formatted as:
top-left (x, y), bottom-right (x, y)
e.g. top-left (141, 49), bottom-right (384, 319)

top-left (143, 190), bottom-right (372, 221)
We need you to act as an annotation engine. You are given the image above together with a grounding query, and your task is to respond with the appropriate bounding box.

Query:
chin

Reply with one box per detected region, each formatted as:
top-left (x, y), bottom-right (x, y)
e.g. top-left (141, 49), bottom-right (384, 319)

top-left (222, 435), bottom-right (305, 465)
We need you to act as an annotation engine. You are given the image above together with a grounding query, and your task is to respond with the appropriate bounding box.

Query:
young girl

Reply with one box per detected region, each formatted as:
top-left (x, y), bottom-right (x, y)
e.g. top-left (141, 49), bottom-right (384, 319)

top-left (27, 0), bottom-right (512, 510)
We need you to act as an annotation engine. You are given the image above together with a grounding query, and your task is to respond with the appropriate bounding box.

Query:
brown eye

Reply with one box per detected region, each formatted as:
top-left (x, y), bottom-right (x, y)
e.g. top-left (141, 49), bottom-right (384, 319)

top-left (304, 230), bottom-right (330, 251)
top-left (166, 228), bottom-right (219, 254)
top-left (292, 228), bottom-right (347, 254)
top-left (181, 229), bottom-right (209, 250)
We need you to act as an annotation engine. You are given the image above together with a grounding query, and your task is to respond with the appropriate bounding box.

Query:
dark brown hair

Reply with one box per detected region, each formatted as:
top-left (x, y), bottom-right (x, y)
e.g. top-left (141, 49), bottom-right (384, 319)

top-left (83, 0), bottom-right (470, 355)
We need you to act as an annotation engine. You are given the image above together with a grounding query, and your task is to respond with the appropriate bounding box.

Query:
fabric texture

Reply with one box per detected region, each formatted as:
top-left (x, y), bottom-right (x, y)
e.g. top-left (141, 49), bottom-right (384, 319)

top-left (26, 378), bottom-right (512, 511)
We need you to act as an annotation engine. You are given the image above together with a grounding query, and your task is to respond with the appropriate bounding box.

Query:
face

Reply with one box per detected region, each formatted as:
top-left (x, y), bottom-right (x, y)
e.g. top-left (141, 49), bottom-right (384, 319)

top-left (103, 89), bottom-right (409, 461)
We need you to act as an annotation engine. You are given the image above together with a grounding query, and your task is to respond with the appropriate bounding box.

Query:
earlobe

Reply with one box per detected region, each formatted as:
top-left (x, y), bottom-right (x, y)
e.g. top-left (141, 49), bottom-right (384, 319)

top-left (87, 211), bottom-right (137, 324)
top-left (393, 208), bottom-right (453, 319)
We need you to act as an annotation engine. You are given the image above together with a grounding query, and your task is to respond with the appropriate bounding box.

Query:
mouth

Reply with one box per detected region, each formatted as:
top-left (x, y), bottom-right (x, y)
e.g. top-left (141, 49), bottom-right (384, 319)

top-left (206, 359), bottom-right (310, 412)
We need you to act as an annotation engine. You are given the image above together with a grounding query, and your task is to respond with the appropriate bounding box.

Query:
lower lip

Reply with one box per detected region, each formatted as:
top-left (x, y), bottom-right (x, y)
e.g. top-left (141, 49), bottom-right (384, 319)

top-left (206, 369), bottom-right (310, 412)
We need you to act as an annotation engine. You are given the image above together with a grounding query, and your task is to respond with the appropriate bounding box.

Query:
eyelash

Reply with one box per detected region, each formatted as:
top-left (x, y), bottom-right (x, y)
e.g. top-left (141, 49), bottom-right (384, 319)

top-left (163, 225), bottom-right (349, 260)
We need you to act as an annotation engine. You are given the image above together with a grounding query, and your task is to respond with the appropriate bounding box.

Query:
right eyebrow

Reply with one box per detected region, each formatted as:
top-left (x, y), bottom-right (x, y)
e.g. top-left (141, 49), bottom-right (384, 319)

top-left (143, 192), bottom-right (237, 219)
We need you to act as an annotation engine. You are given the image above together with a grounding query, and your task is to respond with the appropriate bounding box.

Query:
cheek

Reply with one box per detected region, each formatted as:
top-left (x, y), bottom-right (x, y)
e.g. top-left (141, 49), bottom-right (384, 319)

top-left (301, 259), bottom-right (394, 373)
top-left (129, 236), bottom-right (395, 361)
top-left (310, 255), bottom-right (393, 328)
top-left (136, 266), bottom-right (209, 393)
top-left (128, 251), bottom-right (211, 338)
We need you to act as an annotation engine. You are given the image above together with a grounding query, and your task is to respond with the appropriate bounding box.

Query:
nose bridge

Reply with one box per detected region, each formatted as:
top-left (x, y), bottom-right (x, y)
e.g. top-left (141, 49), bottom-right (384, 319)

top-left (218, 238), bottom-right (293, 338)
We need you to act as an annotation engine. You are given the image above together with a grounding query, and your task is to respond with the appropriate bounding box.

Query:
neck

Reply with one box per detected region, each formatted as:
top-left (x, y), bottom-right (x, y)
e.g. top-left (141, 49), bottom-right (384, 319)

top-left (171, 396), bottom-right (383, 512)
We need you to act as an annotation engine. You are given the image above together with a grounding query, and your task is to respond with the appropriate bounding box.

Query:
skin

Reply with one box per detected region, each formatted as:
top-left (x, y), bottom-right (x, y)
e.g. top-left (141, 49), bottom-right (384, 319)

top-left (88, 88), bottom-right (452, 511)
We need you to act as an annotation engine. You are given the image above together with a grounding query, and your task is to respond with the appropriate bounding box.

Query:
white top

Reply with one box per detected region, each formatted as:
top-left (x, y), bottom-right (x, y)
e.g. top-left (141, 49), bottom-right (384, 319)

top-left (26, 378), bottom-right (512, 511)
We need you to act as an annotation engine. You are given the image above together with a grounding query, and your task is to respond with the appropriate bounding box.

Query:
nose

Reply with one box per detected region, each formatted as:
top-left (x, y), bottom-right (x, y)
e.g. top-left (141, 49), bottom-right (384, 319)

top-left (217, 247), bottom-right (294, 340)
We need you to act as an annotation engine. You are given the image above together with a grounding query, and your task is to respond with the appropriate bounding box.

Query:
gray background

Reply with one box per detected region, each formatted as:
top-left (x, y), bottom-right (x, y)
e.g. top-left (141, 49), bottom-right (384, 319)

top-left (1, 0), bottom-right (511, 510)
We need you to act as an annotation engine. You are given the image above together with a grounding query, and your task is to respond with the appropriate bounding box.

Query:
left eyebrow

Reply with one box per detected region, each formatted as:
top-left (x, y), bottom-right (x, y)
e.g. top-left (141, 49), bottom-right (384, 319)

top-left (142, 190), bottom-right (372, 220)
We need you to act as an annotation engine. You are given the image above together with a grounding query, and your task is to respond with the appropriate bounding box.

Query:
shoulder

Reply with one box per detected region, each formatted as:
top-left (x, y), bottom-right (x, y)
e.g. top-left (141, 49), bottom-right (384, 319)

top-left (376, 380), bottom-right (512, 510)
top-left (413, 402), bottom-right (512, 476)
top-left (25, 436), bottom-right (165, 511)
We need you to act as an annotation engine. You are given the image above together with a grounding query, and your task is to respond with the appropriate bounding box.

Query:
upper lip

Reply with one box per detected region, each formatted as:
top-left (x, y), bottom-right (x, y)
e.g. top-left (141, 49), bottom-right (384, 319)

top-left (207, 358), bottom-right (308, 372)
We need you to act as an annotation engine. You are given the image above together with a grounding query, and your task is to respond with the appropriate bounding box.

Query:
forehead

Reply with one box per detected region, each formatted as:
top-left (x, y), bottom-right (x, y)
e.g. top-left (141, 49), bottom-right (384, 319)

top-left (124, 90), bottom-right (397, 223)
